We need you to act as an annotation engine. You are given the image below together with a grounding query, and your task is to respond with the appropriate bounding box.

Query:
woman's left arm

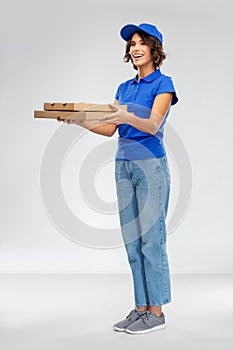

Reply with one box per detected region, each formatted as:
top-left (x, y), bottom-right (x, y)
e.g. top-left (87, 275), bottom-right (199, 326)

top-left (102, 92), bottom-right (173, 135)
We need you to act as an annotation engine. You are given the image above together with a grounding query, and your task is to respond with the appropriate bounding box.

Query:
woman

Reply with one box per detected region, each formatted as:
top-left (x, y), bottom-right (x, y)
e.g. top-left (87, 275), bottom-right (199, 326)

top-left (58, 22), bottom-right (178, 334)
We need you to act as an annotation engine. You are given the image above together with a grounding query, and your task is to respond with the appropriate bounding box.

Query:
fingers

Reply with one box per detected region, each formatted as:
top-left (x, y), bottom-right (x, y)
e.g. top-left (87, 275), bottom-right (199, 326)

top-left (102, 117), bottom-right (119, 124)
top-left (101, 113), bottom-right (117, 121)
top-left (108, 103), bottom-right (118, 112)
top-left (57, 117), bottom-right (71, 123)
top-left (57, 116), bottom-right (66, 122)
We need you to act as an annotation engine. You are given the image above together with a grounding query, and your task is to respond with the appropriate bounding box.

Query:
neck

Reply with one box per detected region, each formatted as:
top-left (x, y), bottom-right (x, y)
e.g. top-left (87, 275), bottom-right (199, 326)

top-left (137, 65), bottom-right (155, 81)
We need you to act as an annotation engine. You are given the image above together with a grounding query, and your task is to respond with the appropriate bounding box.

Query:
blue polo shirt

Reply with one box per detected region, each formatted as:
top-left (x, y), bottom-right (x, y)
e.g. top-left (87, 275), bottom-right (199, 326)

top-left (114, 69), bottom-right (178, 160)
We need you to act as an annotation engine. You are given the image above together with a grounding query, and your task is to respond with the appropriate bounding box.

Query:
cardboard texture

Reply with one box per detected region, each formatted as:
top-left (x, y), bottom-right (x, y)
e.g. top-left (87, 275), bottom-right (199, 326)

top-left (34, 110), bottom-right (112, 121)
top-left (34, 102), bottom-right (127, 121)
top-left (43, 102), bottom-right (127, 112)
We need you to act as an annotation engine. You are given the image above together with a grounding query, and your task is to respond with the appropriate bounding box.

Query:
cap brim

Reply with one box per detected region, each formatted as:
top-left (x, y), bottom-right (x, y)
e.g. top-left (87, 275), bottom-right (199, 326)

top-left (120, 24), bottom-right (144, 41)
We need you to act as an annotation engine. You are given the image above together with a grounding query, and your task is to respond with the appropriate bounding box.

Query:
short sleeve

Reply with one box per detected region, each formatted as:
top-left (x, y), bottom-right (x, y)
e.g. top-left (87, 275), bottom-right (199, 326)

top-left (114, 83), bottom-right (123, 101)
top-left (156, 76), bottom-right (178, 105)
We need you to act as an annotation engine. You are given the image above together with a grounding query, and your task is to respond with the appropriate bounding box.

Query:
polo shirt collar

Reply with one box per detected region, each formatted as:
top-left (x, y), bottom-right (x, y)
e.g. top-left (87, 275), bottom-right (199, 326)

top-left (131, 69), bottom-right (162, 84)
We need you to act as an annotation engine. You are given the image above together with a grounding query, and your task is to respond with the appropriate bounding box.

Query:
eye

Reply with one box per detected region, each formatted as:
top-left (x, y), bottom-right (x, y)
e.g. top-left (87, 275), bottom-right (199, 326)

top-left (130, 42), bottom-right (135, 46)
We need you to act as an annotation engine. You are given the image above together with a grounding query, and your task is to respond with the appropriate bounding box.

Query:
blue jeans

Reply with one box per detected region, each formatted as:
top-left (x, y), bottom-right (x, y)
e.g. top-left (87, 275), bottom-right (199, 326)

top-left (115, 156), bottom-right (171, 306)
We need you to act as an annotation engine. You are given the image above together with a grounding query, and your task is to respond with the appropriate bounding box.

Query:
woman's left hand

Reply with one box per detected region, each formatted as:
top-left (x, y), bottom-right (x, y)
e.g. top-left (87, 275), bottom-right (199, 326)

top-left (100, 104), bottom-right (131, 125)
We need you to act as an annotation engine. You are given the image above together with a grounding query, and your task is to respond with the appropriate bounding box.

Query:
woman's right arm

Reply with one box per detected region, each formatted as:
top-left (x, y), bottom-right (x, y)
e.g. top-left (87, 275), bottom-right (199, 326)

top-left (57, 99), bottom-right (119, 137)
top-left (71, 119), bottom-right (118, 137)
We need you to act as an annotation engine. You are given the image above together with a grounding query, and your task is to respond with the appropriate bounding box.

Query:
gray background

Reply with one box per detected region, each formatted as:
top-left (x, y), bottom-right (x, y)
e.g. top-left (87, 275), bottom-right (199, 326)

top-left (1, 0), bottom-right (233, 273)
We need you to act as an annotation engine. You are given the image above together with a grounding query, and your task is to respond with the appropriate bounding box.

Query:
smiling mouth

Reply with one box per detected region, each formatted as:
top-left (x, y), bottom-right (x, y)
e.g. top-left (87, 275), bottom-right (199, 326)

top-left (133, 54), bottom-right (143, 59)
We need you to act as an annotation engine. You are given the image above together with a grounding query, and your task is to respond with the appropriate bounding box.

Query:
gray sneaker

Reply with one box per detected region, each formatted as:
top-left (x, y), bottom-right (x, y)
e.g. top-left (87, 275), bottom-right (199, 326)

top-left (113, 308), bottom-right (143, 332)
top-left (125, 310), bottom-right (166, 334)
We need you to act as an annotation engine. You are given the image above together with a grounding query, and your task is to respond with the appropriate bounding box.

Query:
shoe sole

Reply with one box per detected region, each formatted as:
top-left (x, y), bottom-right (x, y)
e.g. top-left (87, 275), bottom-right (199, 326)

top-left (126, 323), bottom-right (166, 334)
top-left (113, 326), bottom-right (126, 332)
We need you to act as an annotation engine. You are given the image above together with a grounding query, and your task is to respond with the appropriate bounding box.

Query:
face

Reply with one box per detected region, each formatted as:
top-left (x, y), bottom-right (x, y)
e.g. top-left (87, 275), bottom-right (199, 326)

top-left (129, 32), bottom-right (153, 69)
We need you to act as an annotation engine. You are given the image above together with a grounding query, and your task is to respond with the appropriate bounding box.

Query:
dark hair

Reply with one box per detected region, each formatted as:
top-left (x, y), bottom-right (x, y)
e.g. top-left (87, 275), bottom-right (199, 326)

top-left (123, 31), bottom-right (166, 70)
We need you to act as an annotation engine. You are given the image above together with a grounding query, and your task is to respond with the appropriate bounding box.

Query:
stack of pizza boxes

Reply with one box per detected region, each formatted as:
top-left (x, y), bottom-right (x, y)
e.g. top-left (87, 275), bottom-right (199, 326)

top-left (34, 102), bottom-right (127, 122)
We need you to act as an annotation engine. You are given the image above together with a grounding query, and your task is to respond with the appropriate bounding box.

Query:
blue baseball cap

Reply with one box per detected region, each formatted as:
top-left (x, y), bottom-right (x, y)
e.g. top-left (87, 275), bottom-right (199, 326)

top-left (120, 23), bottom-right (163, 46)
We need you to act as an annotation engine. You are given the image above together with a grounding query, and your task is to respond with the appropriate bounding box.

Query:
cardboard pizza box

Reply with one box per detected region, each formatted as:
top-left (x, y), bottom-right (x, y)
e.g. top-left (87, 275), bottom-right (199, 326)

top-left (43, 102), bottom-right (127, 112)
top-left (34, 110), bottom-right (112, 121)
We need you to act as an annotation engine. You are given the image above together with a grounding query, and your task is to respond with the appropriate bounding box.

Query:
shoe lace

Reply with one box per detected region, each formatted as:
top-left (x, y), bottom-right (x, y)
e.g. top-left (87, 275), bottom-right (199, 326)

top-left (126, 308), bottom-right (141, 320)
top-left (141, 311), bottom-right (153, 323)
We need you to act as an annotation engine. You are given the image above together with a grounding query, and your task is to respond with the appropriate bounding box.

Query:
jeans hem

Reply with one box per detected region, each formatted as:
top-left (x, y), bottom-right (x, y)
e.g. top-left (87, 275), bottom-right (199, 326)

top-left (136, 299), bottom-right (172, 307)
top-left (135, 304), bottom-right (148, 308)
